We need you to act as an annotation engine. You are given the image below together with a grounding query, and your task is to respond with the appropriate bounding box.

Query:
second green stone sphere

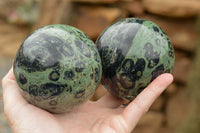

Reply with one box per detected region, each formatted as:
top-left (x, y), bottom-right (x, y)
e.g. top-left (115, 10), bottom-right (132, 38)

top-left (13, 24), bottom-right (102, 113)
top-left (96, 18), bottom-right (175, 100)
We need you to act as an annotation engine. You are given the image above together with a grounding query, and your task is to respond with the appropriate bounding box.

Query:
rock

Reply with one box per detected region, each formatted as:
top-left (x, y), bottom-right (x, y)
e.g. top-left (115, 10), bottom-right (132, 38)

top-left (166, 88), bottom-right (191, 132)
top-left (156, 127), bottom-right (171, 133)
top-left (7, 0), bottom-right (40, 25)
top-left (72, 0), bottom-right (132, 3)
top-left (0, 23), bottom-right (28, 57)
top-left (0, 33), bottom-right (27, 57)
top-left (133, 111), bottom-right (164, 133)
top-left (0, 34), bottom-right (25, 57)
top-left (173, 51), bottom-right (191, 83)
top-left (150, 96), bottom-right (164, 111)
top-left (171, 31), bottom-right (197, 52)
top-left (72, 5), bottom-right (125, 40)
top-left (34, 0), bottom-right (63, 28)
top-left (143, 0), bottom-right (200, 18)
top-left (0, 0), bottom-right (20, 18)
top-left (176, 32), bottom-right (200, 133)
top-left (121, 0), bottom-right (145, 15)
top-left (165, 83), bottom-right (178, 95)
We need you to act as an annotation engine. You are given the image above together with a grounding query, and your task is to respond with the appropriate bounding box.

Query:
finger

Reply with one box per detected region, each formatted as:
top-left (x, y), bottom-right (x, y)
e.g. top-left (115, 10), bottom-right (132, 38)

top-left (2, 68), bottom-right (28, 114)
top-left (121, 73), bottom-right (173, 131)
top-left (95, 85), bottom-right (124, 108)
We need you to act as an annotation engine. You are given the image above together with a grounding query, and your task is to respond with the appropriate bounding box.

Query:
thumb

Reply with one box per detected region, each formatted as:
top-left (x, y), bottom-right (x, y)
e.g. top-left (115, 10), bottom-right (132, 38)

top-left (2, 67), bottom-right (28, 117)
top-left (122, 73), bottom-right (173, 132)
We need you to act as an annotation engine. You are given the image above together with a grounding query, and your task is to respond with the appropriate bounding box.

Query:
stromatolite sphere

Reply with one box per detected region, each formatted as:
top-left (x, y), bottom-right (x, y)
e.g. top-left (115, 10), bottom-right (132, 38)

top-left (13, 24), bottom-right (102, 113)
top-left (96, 18), bottom-right (174, 100)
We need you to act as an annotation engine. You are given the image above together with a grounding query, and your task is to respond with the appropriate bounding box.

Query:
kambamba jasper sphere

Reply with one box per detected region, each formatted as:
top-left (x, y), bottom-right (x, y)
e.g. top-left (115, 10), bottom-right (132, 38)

top-left (96, 18), bottom-right (175, 101)
top-left (14, 24), bottom-right (102, 113)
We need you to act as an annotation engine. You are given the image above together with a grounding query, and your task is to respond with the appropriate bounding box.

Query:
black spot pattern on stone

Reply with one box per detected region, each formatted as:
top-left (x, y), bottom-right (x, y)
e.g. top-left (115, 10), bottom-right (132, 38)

top-left (76, 30), bottom-right (88, 40)
top-left (94, 66), bottom-right (101, 83)
top-left (118, 58), bottom-right (146, 90)
top-left (64, 70), bottom-right (75, 80)
top-left (39, 83), bottom-right (66, 99)
top-left (160, 27), bottom-right (167, 35)
top-left (15, 33), bottom-right (74, 73)
top-left (137, 86), bottom-right (146, 94)
top-left (135, 58), bottom-right (146, 72)
top-left (100, 47), bottom-right (124, 79)
top-left (119, 73), bottom-right (135, 90)
top-left (144, 43), bottom-right (160, 68)
top-left (151, 65), bottom-right (164, 82)
top-left (153, 26), bottom-right (159, 32)
top-left (49, 100), bottom-right (57, 106)
top-left (29, 85), bottom-right (39, 96)
top-left (144, 42), bottom-right (153, 50)
top-left (165, 69), bottom-right (171, 73)
top-left (99, 46), bottom-right (111, 67)
top-left (122, 59), bottom-right (134, 72)
top-left (75, 61), bottom-right (85, 73)
top-left (90, 73), bottom-right (94, 79)
top-left (130, 58), bottom-right (146, 80)
top-left (94, 52), bottom-right (100, 62)
top-left (75, 90), bottom-right (85, 98)
top-left (66, 86), bottom-right (72, 93)
top-left (135, 19), bottom-right (146, 24)
top-left (49, 71), bottom-right (60, 81)
top-left (167, 39), bottom-right (174, 58)
top-left (19, 73), bottom-right (27, 85)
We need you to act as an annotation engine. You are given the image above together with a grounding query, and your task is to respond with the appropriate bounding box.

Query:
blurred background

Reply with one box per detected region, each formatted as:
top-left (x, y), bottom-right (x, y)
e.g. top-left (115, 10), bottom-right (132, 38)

top-left (0, 0), bottom-right (200, 133)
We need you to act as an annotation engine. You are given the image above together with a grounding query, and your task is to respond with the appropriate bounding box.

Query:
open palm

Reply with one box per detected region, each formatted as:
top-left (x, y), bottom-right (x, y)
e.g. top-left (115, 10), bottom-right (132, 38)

top-left (2, 68), bottom-right (173, 133)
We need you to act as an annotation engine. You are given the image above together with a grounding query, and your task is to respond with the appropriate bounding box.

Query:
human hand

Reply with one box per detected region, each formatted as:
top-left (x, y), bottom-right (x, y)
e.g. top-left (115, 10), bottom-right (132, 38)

top-left (2, 67), bottom-right (173, 133)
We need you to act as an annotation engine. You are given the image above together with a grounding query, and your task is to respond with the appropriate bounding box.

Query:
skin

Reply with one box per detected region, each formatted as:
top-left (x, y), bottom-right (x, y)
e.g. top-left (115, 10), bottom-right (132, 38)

top-left (2, 67), bottom-right (173, 133)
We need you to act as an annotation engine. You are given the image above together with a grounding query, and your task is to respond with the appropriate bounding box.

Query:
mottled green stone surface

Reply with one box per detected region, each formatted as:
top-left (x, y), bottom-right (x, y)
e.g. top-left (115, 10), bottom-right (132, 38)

top-left (96, 18), bottom-right (174, 100)
top-left (14, 24), bottom-right (102, 113)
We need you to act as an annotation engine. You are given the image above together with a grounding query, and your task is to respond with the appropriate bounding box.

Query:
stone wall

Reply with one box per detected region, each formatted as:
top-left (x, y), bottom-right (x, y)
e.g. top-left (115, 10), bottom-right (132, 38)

top-left (0, 0), bottom-right (200, 132)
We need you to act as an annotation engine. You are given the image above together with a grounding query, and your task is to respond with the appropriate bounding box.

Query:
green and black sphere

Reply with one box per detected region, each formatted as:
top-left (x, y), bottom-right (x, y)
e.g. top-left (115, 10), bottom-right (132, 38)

top-left (96, 18), bottom-right (175, 100)
top-left (13, 24), bottom-right (102, 113)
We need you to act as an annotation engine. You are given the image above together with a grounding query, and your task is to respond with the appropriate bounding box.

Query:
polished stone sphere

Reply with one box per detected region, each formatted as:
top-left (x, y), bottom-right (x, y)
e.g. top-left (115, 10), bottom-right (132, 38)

top-left (13, 24), bottom-right (102, 113)
top-left (96, 18), bottom-right (174, 100)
